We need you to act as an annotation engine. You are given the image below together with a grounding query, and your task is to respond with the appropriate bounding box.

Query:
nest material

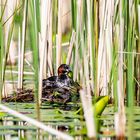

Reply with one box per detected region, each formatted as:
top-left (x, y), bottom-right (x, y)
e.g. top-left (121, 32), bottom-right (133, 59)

top-left (2, 88), bottom-right (79, 104)
top-left (2, 89), bottom-right (34, 102)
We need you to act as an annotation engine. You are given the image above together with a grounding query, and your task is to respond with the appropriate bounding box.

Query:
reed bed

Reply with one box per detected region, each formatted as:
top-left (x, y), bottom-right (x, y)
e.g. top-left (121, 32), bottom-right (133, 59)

top-left (0, 0), bottom-right (140, 139)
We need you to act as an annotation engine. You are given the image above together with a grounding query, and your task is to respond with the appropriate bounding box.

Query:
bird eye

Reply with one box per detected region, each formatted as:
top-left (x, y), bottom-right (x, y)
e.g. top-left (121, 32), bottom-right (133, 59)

top-left (65, 65), bottom-right (69, 69)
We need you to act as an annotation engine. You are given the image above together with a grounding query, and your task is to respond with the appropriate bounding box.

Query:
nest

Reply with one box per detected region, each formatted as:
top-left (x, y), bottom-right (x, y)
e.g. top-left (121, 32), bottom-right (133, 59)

top-left (2, 88), bottom-right (79, 104)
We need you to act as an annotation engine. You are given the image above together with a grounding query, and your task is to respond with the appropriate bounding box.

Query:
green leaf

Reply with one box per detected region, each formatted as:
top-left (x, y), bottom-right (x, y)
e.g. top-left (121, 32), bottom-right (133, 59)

top-left (93, 96), bottom-right (109, 116)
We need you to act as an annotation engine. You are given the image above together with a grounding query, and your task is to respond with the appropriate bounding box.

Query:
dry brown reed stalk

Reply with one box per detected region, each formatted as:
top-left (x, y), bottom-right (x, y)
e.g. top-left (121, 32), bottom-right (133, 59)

top-left (80, 89), bottom-right (96, 138)
top-left (98, 0), bottom-right (113, 96)
top-left (83, 47), bottom-right (96, 138)
top-left (38, 34), bottom-right (46, 105)
top-left (87, 0), bottom-right (94, 91)
top-left (114, 81), bottom-right (126, 138)
top-left (66, 30), bottom-right (76, 65)
top-left (79, 32), bottom-right (96, 138)
top-left (117, 0), bottom-right (125, 118)
top-left (40, 0), bottom-right (48, 79)
top-left (39, 0), bottom-right (52, 105)
top-left (17, 27), bottom-right (21, 89)
top-left (97, 0), bottom-right (106, 96)
top-left (114, 0), bottom-right (126, 136)
top-left (105, 0), bottom-right (114, 94)
top-left (56, 0), bottom-right (62, 69)
top-left (84, 55), bottom-right (91, 97)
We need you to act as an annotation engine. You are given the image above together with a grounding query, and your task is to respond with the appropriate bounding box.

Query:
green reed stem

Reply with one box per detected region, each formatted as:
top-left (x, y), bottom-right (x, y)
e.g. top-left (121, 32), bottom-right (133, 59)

top-left (29, 0), bottom-right (40, 120)
top-left (0, 22), bottom-right (3, 101)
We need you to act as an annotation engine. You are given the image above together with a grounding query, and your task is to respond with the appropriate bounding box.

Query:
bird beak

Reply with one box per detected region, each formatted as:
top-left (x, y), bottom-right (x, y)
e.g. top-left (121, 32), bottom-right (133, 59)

top-left (68, 71), bottom-right (73, 78)
top-left (66, 67), bottom-right (71, 72)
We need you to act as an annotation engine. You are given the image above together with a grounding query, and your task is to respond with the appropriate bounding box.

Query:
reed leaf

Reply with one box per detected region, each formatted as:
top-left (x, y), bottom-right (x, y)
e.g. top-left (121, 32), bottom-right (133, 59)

top-left (29, 0), bottom-right (40, 119)
top-left (0, 22), bottom-right (3, 101)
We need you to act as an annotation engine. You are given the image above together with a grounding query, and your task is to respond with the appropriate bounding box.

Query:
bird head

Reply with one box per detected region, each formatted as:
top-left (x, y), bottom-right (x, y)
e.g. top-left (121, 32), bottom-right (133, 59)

top-left (58, 64), bottom-right (72, 77)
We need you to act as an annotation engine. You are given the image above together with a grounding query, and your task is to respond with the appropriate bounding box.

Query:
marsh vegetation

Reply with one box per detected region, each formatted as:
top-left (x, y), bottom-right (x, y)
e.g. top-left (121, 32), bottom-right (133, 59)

top-left (0, 0), bottom-right (140, 139)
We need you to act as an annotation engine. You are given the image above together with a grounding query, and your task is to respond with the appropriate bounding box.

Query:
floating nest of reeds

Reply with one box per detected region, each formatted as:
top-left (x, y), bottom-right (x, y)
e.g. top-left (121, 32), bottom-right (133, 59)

top-left (2, 89), bottom-right (34, 103)
top-left (2, 88), bottom-right (79, 104)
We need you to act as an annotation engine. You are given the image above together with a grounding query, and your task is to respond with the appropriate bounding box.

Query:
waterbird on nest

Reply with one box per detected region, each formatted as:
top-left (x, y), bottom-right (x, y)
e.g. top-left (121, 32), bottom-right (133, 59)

top-left (42, 64), bottom-right (81, 103)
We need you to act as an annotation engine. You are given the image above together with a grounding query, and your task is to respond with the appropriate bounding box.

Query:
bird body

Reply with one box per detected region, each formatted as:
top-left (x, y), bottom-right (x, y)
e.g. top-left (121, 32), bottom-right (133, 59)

top-left (42, 64), bottom-right (81, 102)
top-left (42, 76), bottom-right (58, 93)
top-left (55, 74), bottom-right (80, 94)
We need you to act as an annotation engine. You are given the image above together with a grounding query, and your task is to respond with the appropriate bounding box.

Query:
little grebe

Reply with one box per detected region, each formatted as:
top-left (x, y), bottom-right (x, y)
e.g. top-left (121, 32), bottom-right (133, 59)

top-left (42, 64), bottom-right (80, 101)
